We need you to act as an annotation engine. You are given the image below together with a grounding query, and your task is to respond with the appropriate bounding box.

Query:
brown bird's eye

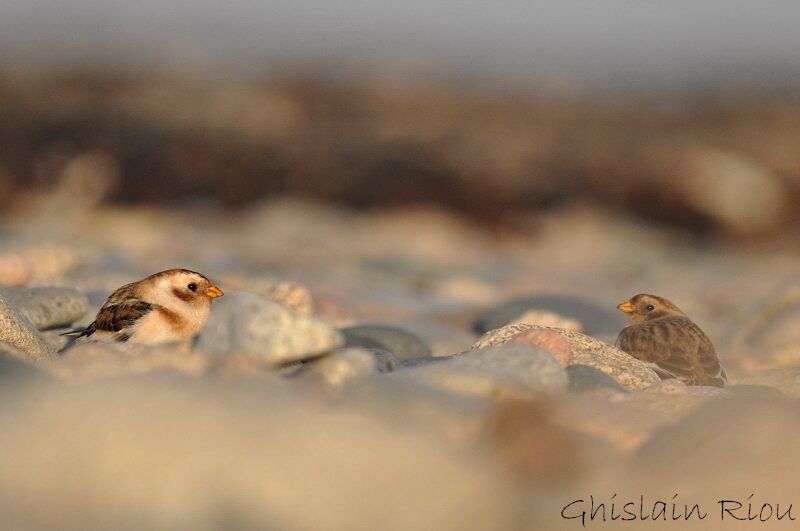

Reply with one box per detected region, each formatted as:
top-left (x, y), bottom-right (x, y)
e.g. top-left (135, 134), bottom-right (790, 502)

top-left (187, 283), bottom-right (198, 292)
top-left (646, 304), bottom-right (655, 311)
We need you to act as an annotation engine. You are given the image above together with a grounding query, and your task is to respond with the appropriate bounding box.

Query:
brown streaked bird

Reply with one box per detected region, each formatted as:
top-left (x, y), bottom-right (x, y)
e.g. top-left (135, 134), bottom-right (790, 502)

top-left (615, 294), bottom-right (726, 387)
top-left (62, 269), bottom-right (223, 346)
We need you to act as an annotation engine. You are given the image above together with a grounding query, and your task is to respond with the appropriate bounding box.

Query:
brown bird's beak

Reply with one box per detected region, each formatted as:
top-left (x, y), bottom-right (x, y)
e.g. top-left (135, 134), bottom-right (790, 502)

top-left (617, 301), bottom-right (634, 314)
top-left (207, 285), bottom-right (224, 299)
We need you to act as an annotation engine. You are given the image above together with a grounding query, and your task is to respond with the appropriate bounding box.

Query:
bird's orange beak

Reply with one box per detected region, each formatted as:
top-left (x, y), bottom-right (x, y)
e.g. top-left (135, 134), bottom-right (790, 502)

top-left (207, 285), bottom-right (224, 299)
top-left (617, 301), bottom-right (634, 314)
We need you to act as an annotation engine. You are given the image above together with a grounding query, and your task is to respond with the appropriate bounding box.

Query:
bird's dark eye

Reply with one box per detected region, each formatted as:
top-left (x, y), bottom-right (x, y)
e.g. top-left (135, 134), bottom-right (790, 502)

top-left (187, 283), bottom-right (198, 292)
top-left (646, 304), bottom-right (655, 311)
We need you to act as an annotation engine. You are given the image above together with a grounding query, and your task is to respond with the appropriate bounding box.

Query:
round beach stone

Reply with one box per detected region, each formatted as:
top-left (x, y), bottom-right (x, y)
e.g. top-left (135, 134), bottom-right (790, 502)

top-left (507, 309), bottom-right (584, 332)
top-left (510, 328), bottom-right (571, 366)
top-left (341, 324), bottom-right (432, 360)
top-left (0, 287), bottom-right (89, 330)
top-left (559, 328), bottom-right (660, 391)
top-left (472, 324), bottom-right (535, 350)
top-left (393, 343), bottom-right (568, 401)
top-left (295, 348), bottom-right (378, 391)
top-left (0, 291), bottom-right (53, 361)
top-left (566, 364), bottom-right (625, 392)
top-left (475, 324), bottom-right (659, 390)
top-left (196, 291), bottom-right (344, 367)
top-left (473, 295), bottom-right (622, 336)
top-left (0, 254), bottom-right (32, 287)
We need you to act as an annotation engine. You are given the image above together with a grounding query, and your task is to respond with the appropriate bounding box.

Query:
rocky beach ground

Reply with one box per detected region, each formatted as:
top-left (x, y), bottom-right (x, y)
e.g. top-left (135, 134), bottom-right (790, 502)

top-left (3, 188), bottom-right (800, 529)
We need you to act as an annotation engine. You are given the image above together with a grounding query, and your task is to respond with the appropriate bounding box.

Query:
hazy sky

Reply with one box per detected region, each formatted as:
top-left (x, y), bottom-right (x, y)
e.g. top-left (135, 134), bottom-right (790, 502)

top-left (1, 1), bottom-right (798, 90)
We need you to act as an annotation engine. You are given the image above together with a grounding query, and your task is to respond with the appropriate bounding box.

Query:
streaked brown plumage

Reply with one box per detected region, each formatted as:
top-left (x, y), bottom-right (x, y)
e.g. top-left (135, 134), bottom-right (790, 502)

top-left (615, 294), bottom-right (726, 387)
top-left (63, 268), bottom-right (223, 346)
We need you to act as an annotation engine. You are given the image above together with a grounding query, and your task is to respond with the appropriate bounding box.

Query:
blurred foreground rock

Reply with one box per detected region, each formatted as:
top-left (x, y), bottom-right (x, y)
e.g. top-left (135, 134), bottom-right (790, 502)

top-left (0, 376), bottom-right (515, 530)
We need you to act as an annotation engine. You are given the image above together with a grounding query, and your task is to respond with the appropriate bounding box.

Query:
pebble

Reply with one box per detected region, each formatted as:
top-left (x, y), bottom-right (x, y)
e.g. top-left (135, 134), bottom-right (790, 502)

top-left (266, 281), bottom-right (315, 315)
top-left (472, 323), bottom-right (535, 350)
top-left (0, 287), bottom-right (88, 330)
top-left (539, 326), bottom-right (659, 391)
top-left (294, 348), bottom-right (378, 392)
top-left (420, 343), bottom-right (568, 397)
top-left (0, 290), bottom-right (53, 361)
top-left (21, 243), bottom-right (80, 278)
top-left (196, 291), bottom-right (344, 367)
top-left (473, 323), bottom-right (659, 390)
top-left (508, 309), bottom-right (584, 332)
top-left (473, 295), bottom-right (622, 336)
top-left (396, 320), bottom-right (476, 357)
top-left (341, 324), bottom-right (432, 360)
top-left (566, 364), bottom-right (625, 392)
top-left (221, 277), bottom-right (315, 315)
top-left (0, 254), bottom-right (32, 287)
top-left (510, 328), bottom-right (571, 366)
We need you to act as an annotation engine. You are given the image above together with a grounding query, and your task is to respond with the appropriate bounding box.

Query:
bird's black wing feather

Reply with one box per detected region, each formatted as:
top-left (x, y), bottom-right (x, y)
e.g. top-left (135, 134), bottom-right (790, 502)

top-left (61, 282), bottom-right (153, 342)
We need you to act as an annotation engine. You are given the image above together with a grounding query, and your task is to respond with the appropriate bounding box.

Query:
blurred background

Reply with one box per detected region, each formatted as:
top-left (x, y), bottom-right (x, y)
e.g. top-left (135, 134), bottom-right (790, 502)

top-left (5, 4), bottom-right (800, 530)
top-left (2, 0), bottom-right (800, 237)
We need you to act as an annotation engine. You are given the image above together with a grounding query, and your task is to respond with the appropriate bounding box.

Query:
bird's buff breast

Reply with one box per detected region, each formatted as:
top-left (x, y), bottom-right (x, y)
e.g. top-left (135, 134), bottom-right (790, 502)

top-left (128, 305), bottom-right (208, 345)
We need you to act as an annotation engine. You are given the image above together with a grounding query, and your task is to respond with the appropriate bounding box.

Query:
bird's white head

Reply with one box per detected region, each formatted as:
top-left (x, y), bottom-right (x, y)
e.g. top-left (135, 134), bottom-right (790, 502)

top-left (148, 268), bottom-right (224, 310)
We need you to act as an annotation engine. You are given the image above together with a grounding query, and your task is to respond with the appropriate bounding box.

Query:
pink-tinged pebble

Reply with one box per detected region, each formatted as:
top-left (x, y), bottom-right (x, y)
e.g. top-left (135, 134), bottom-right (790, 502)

top-left (0, 254), bottom-right (33, 287)
top-left (511, 328), bottom-right (570, 367)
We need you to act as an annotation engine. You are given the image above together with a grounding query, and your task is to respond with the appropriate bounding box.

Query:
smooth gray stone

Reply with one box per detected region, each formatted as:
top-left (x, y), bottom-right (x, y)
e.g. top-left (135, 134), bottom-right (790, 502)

top-left (196, 291), bottom-right (344, 367)
top-left (341, 324), bottom-right (432, 360)
top-left (294, 348), bottom-right (379, 391)
top-left (0, 291), bottom-right (54, 361)
top-left (566, 364), bottom-right (625, 392)
top-left (453, 343), bottom-right (567, 392)
top-left (406, 343), bottom-right (567, 398)
top-left (473, 295), bottom-right (622, 336)
top-left (0, 287), bottom-right (89, 330)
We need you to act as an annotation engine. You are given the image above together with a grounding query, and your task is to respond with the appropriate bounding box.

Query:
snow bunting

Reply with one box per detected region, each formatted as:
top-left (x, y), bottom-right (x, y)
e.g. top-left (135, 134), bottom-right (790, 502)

top-left (615, 293), bottom-right (727, 387)
top-left (63, 269), bottom-right (223, 346)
